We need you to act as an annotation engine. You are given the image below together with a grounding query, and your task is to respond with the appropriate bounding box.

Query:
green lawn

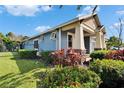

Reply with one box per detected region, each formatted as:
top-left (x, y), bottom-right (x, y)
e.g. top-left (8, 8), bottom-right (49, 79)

top-left (0, 52), bottom-right (46, 88)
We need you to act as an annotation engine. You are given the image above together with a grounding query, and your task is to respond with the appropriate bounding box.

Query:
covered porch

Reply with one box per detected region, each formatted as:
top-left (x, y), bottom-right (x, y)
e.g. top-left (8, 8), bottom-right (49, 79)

top-left (56, 22), bottom-right (106, 54)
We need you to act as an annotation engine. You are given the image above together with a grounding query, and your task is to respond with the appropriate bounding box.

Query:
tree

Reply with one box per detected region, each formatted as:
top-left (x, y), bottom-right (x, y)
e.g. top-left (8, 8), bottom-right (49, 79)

top-left (111, 18), bottom-right (124, 50)
top-left (0, 32), bottom-right (4, 39)
top-left (106, 36), bottom-right (121, 49)
top-left (6, 32), bottom-right (16, 41)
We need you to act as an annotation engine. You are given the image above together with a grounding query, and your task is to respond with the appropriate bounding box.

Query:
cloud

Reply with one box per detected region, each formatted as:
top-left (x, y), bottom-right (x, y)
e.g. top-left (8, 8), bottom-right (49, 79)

top-left (4, 5), bottom-right (52, 16)
top-left (116, 10), bottom-right (124, 15)
top-left (41, 5), bottom-right (52, 12)
top-left (109, 21), bottom-right (124, 29)
top-left (77, 5), bottom-right (100, 17)
top-left (35, 26), bottom-right (50, 32)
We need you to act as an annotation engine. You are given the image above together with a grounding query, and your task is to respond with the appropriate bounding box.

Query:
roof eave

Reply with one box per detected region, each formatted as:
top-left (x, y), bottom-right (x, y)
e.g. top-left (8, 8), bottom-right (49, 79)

top-left (22, 13), bottom-right (97, 42)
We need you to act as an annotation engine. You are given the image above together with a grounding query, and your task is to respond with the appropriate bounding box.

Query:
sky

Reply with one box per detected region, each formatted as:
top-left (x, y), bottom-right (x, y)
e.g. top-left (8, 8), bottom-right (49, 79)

top-left (0, 5), bottom-right (124, 40)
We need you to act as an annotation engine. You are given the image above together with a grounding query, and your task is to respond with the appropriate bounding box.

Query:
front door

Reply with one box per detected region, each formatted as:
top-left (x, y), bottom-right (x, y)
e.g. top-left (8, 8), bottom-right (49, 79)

top-left (67, 33), bottom-right (74, 48)
top-left (84, 36), bottom-right (90, 54)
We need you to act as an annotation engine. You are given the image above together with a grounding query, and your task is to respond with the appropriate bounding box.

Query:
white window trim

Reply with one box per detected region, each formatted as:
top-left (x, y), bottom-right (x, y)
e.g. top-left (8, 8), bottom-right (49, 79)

top-left (33, 39), bottom-right (39, 50)
top-left (67, 32), bottom-right (74, 49)
top-left (90, 36), bottom-right (96, 53)
top-left (50, 32), bottom-right (57, 40)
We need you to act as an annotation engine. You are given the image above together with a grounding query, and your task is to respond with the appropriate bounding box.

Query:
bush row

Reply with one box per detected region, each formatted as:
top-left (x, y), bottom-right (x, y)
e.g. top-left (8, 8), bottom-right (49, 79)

top-left (38, 66), bottom-right (101, 88)
top-left (40, 51), bottom-right (53, 65)
top-left (90, 59), bottom-right (124, 87)
top-left (38, 59), bottom-right (124, 88)
top-left (105, 50), bottom-right (124, 61)
top-left (90, 50), bottom-right (124, 61)
top-left (18, 49), bottom-right (37, 59)
top-left (90, 50), bottom-right (110, 60)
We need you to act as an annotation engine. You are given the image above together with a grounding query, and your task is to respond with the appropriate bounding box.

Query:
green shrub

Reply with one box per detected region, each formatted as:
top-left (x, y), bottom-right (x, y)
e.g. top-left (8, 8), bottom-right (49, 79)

top-left (18, 49), bottom-right (37, 59)
top-left (40, 51), bottom-right (53, 65)
top-left (38, 66), bottom-right (101, 88)
top-left (90, 59), bottom-right (124, 87)
top-left (90, 50), bottom-right (109, 60)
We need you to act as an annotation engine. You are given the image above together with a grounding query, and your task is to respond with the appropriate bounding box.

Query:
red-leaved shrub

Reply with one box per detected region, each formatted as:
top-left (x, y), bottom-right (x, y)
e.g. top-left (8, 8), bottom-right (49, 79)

top-left (105, 50), bottom-right (124, 61)
top-left (50, 48), bottom-right (86, 66)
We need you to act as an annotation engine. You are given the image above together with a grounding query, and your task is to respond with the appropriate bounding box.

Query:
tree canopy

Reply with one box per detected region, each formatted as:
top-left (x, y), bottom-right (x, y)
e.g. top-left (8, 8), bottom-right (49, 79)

top-left (106, 36), bottom-right (123, 49)
top-left (0, 32), bottom-right (29, 52)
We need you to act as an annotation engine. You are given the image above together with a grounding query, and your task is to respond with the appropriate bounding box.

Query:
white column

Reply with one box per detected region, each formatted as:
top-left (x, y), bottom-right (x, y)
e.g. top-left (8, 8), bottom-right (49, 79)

top-left (75, 23), bottom-right (85, 50)
top-left (95, 31), bottom-right (102, 49)
top-left (102, 34), bottom-right (106, 49)
top-left (58, 28), bottom-right (61, 50)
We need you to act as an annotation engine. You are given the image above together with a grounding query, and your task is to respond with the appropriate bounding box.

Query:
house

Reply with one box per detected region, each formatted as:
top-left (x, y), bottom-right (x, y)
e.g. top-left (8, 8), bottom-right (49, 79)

top-left (22, 13), bottom-right (106, 54)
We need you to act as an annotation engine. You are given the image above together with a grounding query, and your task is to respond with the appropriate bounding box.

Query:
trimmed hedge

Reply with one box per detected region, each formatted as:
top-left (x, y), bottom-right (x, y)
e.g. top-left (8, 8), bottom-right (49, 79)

top-left (90, 50), bottom-right (110, 60)
top-left (105, 50), bottom-right (124, 61)
top-left (90, 59), bottom-right (124, 87)
top-left (38, 66), bottom-right (101, 88)
top-left (18, 49), bottom-right (37, 59)
top-left (40, 51), bottom-right (53, 65)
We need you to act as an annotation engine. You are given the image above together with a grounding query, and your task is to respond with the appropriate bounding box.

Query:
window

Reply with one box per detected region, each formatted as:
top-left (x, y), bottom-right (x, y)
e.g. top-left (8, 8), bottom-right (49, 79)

top-left (34, 40), bottom-right (39, 49)
top-left (68, 35), bottom-right (73, 48)
top-left (50, 32), bottom-right (56, 40)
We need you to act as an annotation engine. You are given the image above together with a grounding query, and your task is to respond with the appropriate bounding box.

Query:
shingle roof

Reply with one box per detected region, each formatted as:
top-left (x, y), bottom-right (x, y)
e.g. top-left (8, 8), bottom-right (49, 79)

top-left (23, 13), bottom-right (99, 42)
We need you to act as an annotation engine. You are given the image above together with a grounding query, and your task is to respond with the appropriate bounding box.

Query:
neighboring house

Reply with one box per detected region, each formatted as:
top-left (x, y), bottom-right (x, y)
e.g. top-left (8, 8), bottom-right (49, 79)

top-left (22, 13), bottom-right (106, 54)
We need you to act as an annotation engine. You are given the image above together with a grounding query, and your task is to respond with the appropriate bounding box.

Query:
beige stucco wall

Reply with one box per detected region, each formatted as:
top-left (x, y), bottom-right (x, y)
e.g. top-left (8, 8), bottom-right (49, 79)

top-left (95, 31), bottom-right (106, 49)
top-left (62, 22), bottom-right (77, 31)
top-left (83, 18), bottom-right (97, 30)
top-left (95, 31), bottom-right (102, 49)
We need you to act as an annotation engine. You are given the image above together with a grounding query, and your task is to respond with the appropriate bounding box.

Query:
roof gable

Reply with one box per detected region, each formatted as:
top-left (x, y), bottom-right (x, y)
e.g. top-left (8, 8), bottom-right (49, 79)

top-left (82, 15), bottom-right (101, 30)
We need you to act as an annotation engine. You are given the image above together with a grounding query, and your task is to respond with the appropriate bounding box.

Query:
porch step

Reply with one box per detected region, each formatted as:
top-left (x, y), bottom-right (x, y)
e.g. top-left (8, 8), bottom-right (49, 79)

top-left (82, 54), bottom-right (92, 62)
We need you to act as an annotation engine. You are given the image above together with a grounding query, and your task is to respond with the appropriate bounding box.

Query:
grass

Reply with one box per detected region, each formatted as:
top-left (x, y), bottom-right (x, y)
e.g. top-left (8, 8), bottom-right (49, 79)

top-left (0, 52), bottom-right (46, 88)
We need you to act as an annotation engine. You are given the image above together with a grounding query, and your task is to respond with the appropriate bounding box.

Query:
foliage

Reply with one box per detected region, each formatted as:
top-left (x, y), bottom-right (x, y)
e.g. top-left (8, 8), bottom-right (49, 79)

top-left (90, 50), bottom-right (109, 60)
top-left (106, 36), bottom-right (121, 49)
top-left (38, 66), bottom-right (101, 88)
top-left (0, 32), bottom-right (29, 52)
top-left (105, 50), bottom-right (124, 61)
top-left (90, 59), bottom-right (124, 87)
top-left (50, 49), bottom-right (83, 66)
top-left (18, 49), bottom-right (37, 59)
top-left (40, 51), bottom-right (53, 65)
top-left (0, 44), bottom-right (3, 52)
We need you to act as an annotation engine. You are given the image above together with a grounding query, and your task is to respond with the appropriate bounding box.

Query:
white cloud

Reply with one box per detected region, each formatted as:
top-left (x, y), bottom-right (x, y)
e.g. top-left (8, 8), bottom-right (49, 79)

top-left (116, 10), bottom-right (124, 15)
top-left (77, 5), bottom-right (100, 17)
top-left (41, 5), bottom-right (52, 12)
top-left (35, 26), bottom-right (50, 32)
top-left (4, 5), bottom-right (52, 16)
top-left (109, 21), bottom-right (124, 29)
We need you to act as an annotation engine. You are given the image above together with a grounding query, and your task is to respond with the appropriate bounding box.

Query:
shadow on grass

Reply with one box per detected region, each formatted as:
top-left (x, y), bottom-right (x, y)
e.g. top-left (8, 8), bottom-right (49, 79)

top-left (0, 73), bottom-right (22, 88)
top-left (0, 52), bottom-right (46, 88)
top-left (0, 73), bottom-right (32, 88)
top-left (0, 68), bottom-right (46, 88)
top-left (11, 52), bottom-right (45, 73)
